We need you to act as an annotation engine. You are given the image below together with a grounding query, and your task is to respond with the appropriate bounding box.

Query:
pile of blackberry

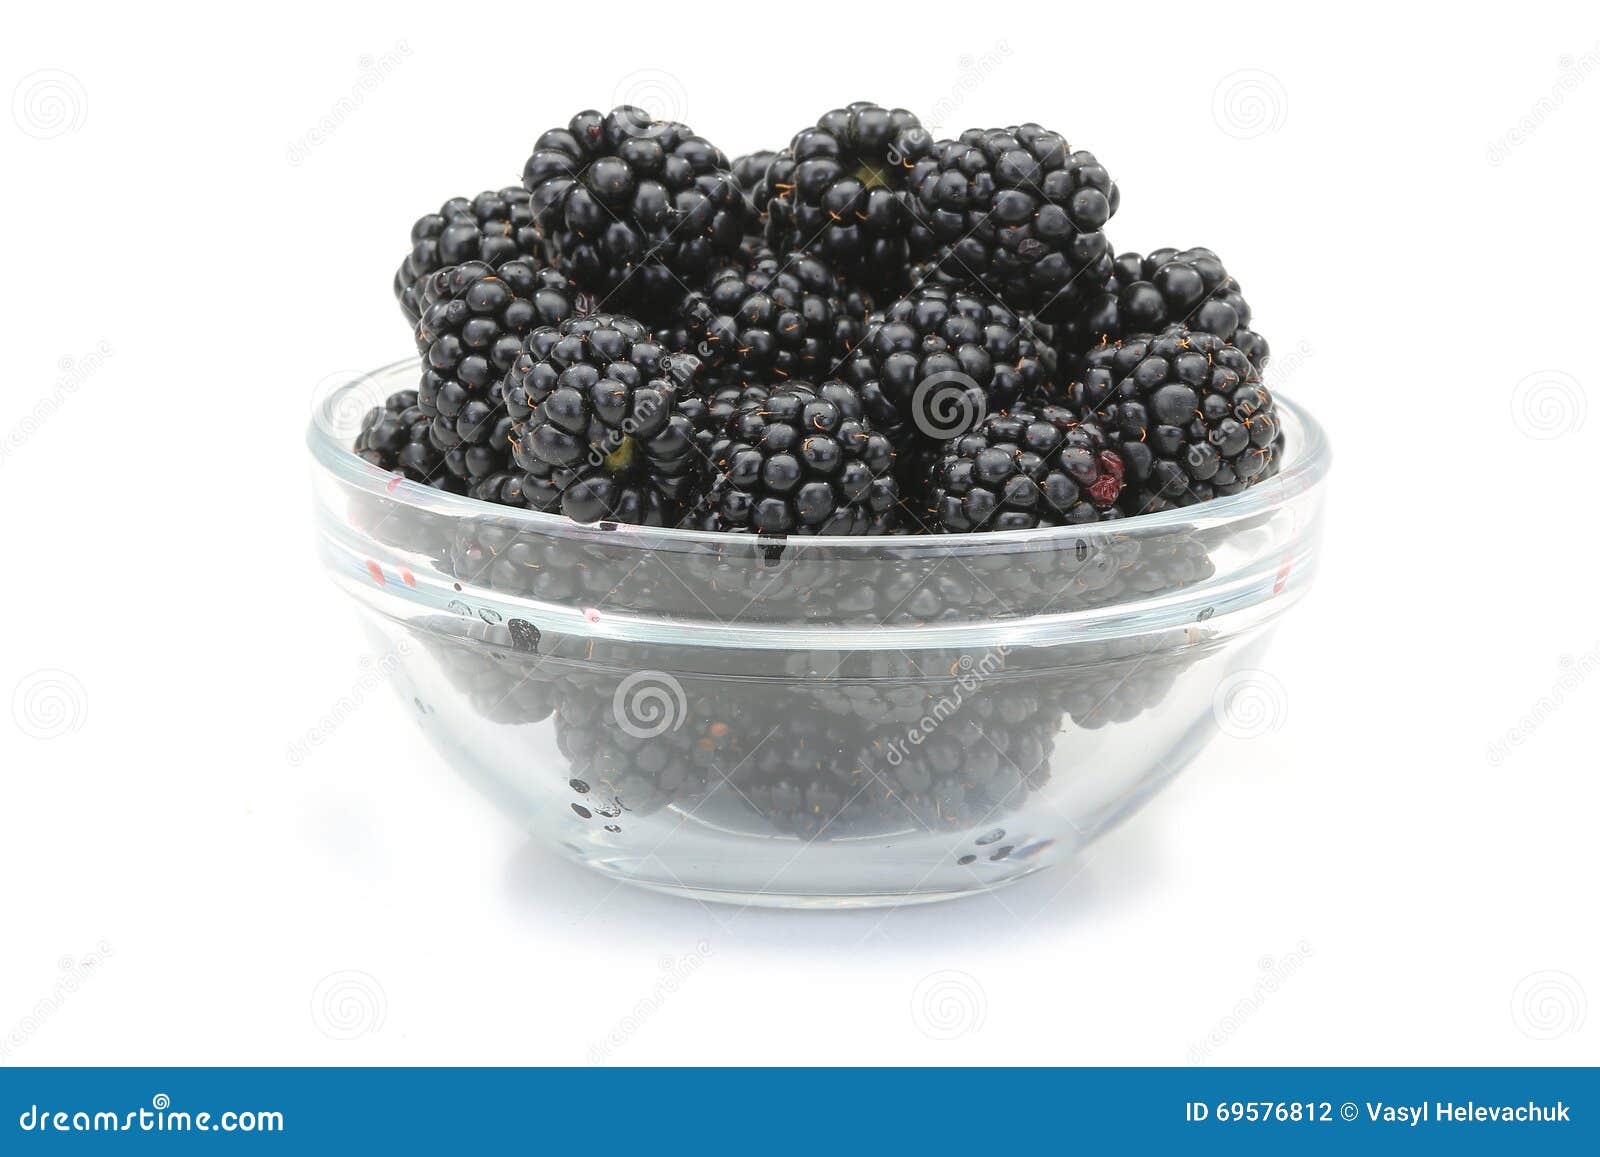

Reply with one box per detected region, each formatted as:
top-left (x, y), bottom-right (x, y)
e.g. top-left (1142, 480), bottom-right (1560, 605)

top-left (359, 102), bottom-right (1284, 536)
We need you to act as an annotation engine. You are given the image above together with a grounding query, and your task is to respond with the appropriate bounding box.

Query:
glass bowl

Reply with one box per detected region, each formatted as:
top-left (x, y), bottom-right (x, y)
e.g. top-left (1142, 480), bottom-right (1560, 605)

top-left (307, 360), bottom-right (1331, 908)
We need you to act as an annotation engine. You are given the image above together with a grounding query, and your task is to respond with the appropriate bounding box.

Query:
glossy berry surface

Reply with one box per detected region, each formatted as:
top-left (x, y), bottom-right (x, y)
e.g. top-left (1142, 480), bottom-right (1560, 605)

top-left (1057, 246), bottom-right (1270, 364)
top-left (393, 188), bottom-right (544, 326)
top-left (925, 405), bottom-right (1125, 532)
top-left (844, 283), bottom-right (1054, 445)
top-left (693, 379), bottom-right (900, 534)
top-left (504, 314), bottom-right (703, 525)
top-left (679, 248), bottom-right (871, 385)
top-left (1065, 326), bottom-right (1282, 514)
top-left (522, 107), bottom-right (747, 321)
top-left (757, 103), bottom-right (932, 292)
top-left (414, 259), bottom-right (576, 484)
top-left (354, 389), bottom-right (465, 493)
top-left (908, 125), bottom-right (1119, 319)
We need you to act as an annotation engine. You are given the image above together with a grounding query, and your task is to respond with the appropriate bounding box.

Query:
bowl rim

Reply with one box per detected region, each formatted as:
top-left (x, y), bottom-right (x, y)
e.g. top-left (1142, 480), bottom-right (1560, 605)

top-left (307, 357), bottom-right (1332, 550)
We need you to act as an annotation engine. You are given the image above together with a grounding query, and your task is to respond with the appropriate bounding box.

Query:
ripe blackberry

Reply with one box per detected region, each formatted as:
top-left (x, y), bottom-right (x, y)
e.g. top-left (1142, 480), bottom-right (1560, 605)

top-left (1056, 246), bottom-right (1270, 363)
top-left (693, 379), bottom-right (900, 534)
top-left (1065, 326), bottom-right (1282, 514)
top-left (732, 150), bottom-right (778, 197)
top-left (521, 107), bottom-right (747, 321)
top-left (757, 102), bottom-right (932, 292)
top-left (927, 406), bottom-right (1126, 532)
top-left (679, 248), bottom-right (872, 384)
top-left (415, 259), bottom-right (577, 484)
top-left (393, 189), bottom-right (543, 326)
top-left (504, 314), bottom-right (702, 525)
top-left (907, 125), bottom-right (1118, 319)
top-left (845, 283), bottom-right (1054, 443)
top-left (467, 470), bottom-right (529, 507)
top-left (352, 389), bottom-right (465, 492)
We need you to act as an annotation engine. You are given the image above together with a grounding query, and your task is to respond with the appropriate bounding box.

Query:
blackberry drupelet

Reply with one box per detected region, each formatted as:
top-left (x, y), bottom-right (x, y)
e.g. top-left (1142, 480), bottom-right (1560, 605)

top-left (844, 283), bottom-right (1054, 444)
top-left (393, 188), bottom-right (544, 326)
top-left (756, 102), bottom-right (932, 292)
top-left (521, 107), bottom-right (747, 321)
top-left (353, 389), bottom-right (465, 492)
top-left (504, 313), bottom-right (702, 525)
top-left (732, 150), bottom-right (779, 197)
top-left (415, 259), bottom-right (576, 484)
top-left (927, 406), bottom-right (1126, 532)
top-left (679, 247), bottom-right (872, 384)
top-left (907, 125), bottom-right (1119, 319)
top-left (1056, 246), bottom-right (1271, 363)
top-left (1065, 326), bottom-right (1282, 514)
top-left (693, 379), bottom-right (900, 534)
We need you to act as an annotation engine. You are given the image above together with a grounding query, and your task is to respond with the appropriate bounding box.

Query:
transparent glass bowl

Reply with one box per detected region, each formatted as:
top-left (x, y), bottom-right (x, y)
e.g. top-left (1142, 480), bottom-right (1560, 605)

top-left (308, 361), bottom-right (1331, 908)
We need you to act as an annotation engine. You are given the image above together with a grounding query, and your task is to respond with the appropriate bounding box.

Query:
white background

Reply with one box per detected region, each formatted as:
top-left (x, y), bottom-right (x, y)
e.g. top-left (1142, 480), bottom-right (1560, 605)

top-left (2, 1), bottom-right (1596, 1066)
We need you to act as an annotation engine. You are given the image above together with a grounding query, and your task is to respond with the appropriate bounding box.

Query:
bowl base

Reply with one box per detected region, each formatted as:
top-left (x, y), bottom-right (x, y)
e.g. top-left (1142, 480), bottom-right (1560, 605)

top-left (570, 855), bottom-right (1051, 910)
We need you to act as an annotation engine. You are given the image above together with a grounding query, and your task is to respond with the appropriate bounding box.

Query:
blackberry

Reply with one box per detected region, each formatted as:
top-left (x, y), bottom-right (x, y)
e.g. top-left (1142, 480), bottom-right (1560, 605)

top-left (679, 247), bottom-right (872, 384)
top-left (844, 283), bottom-right (1054, 445)
top-left (504, 314), bottom-right (702, 525)
top-left (757, 102), bottom-right (932, 292)
top-left (393, 189), bottom-right (543, 326)
top-left (732, 150), bottom-right (779, 197)
top-left (907, 125), bottom-right (1118, 319)
top-left (414, 259), bottom-right (577, 484)
top-left (693, 379), bottom-right (900, 534)
top-left (352, 389), bottom-right (465, 492)
top-left (521, 107), bottom-right (747, 321)
top-left (1056, 246), bottom-right (1270, 363)
top-left (1065, 326), bottom-right (1282, 514)
top-left (927, 406), bottom-right (1126, 532)
top-left (467, 470), bottom-right (529, 508)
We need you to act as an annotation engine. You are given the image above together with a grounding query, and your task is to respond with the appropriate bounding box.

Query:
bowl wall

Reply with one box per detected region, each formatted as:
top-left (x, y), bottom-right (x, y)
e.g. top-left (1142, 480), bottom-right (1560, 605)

top-left (310, 361), bottom-right (1329, 907)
